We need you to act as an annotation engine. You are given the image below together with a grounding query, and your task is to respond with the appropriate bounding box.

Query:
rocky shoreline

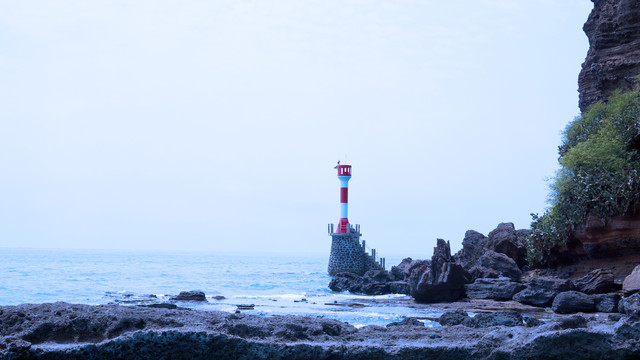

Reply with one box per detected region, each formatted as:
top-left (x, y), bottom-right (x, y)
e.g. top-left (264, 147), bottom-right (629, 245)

top-left (2, 301), bottom-right (640, 359)
top-left (329, 222), bottom-right (640, 317)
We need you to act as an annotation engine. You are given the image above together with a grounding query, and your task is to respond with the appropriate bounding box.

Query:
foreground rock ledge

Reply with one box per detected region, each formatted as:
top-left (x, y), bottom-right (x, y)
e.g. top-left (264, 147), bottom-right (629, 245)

top-left (2, 303), bottom-right (640, 359)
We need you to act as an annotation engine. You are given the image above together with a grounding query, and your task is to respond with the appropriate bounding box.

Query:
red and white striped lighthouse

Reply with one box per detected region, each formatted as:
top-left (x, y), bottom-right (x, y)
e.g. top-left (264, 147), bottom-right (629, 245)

top-left (335, 163), bottom-right (352, 233)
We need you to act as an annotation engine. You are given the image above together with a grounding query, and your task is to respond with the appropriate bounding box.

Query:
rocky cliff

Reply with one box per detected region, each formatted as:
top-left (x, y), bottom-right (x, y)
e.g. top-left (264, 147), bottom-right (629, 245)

top-left (578, 0), bottom-right (640, 112)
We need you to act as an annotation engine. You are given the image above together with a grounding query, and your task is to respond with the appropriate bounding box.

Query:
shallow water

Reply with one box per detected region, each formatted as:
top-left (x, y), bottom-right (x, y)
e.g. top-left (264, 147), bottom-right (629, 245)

top-left (0, 248), bottom-right (442, 327)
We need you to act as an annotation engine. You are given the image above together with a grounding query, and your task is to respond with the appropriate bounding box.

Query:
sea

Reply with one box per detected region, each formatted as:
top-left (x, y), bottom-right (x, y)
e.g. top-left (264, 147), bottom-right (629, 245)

top-left (0, 248), bottom-right (443, 327)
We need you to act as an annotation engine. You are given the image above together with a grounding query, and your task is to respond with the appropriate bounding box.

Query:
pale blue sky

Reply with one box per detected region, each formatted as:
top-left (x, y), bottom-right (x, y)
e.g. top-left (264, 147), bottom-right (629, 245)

top-left (1, 1), bottom-right (593, 258)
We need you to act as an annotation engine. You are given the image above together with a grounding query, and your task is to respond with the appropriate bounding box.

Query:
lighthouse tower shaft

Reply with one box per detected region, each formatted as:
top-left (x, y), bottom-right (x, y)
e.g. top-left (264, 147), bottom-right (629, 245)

top-left (327, 163), bottom-right (384, 276)
top-left (337, 165), bottom-right (351, 233)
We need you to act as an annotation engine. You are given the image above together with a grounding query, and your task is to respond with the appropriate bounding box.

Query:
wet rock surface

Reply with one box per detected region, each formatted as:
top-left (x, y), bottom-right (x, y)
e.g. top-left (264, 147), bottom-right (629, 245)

top-left (4, 302), bottom-right (640, 359)
top-left (169, 290), bottom-right (208, 302)
top-left (464, 278), bottom-right (526, 301)
top-left (551, 291), bottom-right (596, 314)
top-left (408, 239), bottom-right (470, 303)
top-left (594, 293), bottom-right (621, 313)
top-left (513, 276), bottom-right (572, 307)
top-left (328, 270), bottom-right (409, 295)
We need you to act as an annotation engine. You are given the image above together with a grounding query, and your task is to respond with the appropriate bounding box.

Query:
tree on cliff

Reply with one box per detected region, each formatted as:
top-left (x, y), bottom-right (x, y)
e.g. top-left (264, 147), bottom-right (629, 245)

top-left (527, 86), bottom-right (640, 265)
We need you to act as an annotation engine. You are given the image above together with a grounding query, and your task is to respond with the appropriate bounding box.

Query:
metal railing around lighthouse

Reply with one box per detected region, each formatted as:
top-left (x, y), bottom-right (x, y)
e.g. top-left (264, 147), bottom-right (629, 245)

top-left (362, 240), bottom-right (385, 271)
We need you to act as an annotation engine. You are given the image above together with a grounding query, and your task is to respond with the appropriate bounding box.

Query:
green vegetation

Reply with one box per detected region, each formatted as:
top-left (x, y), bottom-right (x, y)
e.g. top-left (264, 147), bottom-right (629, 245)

top-left (526, 88), bottom-right (640, 265)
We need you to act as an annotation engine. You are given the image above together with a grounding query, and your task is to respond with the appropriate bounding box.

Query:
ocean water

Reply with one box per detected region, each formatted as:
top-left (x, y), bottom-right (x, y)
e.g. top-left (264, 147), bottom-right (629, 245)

top-left (0, 248), bottom-right (442, 327)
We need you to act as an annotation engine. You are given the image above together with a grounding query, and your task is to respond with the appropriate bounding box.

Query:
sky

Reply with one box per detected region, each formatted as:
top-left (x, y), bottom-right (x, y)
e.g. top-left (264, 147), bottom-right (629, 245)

top-left (1, 0), bottom-right (594, 259)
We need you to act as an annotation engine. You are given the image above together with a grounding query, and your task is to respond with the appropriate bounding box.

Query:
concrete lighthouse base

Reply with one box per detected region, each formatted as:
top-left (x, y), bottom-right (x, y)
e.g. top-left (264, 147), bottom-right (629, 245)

top-left (328, 231), bottom-right (382, 276)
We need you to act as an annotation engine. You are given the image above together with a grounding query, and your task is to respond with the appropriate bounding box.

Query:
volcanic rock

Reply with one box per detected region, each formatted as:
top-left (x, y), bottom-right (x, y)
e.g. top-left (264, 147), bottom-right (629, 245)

top-left (573, 268), bottom-right (619, 294)
top-left (170, 291), bottom-right (207, 302)
top-left (594, 293), bottom-right (621, 313)
top-left (486, 223), bottom-right (527, 268)
top-left (462, 311), bottom-right (524, 328)
top-left (578, 0), bottom-right (640, 112)
top-left (619, 292), bottom-right (640, 316)
top-left (328, 270), bottom-right (409, 296)
top-left (472, 251), bottom-right (522, 281)
top-left (464, 277), bottom-right (526, 301)
top-left (4, 302), bottom-right (640, 359)
top-left (513, 277), bottom-right (572, 307)
top-left (389, 257), bottom-right (414, 281)
top-left (438, 310), bottom-right (469, 326)
top-left (552, 291), bottom-right (596, 314)
top-left (408, 239), bottom-right (470, 303)
top-left (386, 317), bottom-right (424, 328)
top-left (454, 230), bottom-right (488, 270)
top-left (623, 264), bottom-right (640, 295)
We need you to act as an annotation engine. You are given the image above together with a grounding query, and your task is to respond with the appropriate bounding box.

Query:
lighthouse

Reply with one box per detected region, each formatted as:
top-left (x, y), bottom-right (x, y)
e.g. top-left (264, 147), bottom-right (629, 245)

top-left (328, 162), bottom-right (384, 276)
top-left (336, 163), bottom-right (351, 233)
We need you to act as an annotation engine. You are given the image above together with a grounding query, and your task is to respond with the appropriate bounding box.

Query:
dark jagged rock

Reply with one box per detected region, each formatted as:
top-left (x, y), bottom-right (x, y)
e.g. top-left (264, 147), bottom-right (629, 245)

top-left (462, 311), bottom-right (524, 328)
top-left (438, 310), bottom-right (526, 328)
top-left (486, 223), bottom-right (527, 268)
top-left (438, 310), bottom-right (469, 326)
top-left (454, 230), bottom-right (488, 270)
top-left (551, 314), bottom-right (588, 330)
top-left (513, 277), bottom-right (572, 307)
top-left (170, 291), bottom-right (207, 302)
top-left (386, 317), bottom-right (424, 328)
top-left (573, 268), bottom-right (619, 294)
top-left (464, 277), bottom-right (526, 301)
top-left (578, 0), bottom-right (640, 112)
top-left (389, 257), bottom-right (414, 281)
top-left (328, 272), bottom-right (363, 293)
top-left (140, 303), bottom-right (178, 309)
top-left (328, 270), bottom-right (409, 296)
top-left (4, 302), bottom-right (640, 359)
top-left (619, 292), bottom-right (640, 316)
top-left (523, 317), bottom-right (544, 327)
top-left (623, 264), bottom-right (640, 295)
top-left (408, 239), bottom-right (470, 303)
top-left (473, 251), bottom-right (522, 281)
top-left (552, 291), bottom-right (596, 314)
top-left (594, 293), bottom-right (621, 313)
top-left (363, 269), bottom-right (393, 283)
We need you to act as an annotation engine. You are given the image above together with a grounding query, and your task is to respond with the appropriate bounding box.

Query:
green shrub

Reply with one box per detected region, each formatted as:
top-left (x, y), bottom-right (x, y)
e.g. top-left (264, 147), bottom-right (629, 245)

top-left (526, 88), bottom-right (640, 265)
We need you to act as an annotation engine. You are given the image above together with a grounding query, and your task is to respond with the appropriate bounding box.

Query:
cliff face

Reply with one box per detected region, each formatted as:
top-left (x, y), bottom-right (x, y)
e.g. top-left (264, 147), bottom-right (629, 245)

top-left (578, 0), bottom-right (640, 112)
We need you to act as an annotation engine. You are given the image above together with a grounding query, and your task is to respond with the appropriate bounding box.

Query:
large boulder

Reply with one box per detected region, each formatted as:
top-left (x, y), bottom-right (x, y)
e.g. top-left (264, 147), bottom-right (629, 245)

top-left (170, 291), bottom-right (207, 302)
top-left (328, 272), bottom-right (364, 293)
top-left (464, 278), bottom-right (526, 301)
top-left (389, 257), bottom-right (414, 281)
top-left (486, 223), bottom-right (527, 268)
top-left (454, 230), bottom-right (488, 270)
top-left (513, 277), bottom-right (572, 307)
top-left (594, 293), bottom-right (621, 313)
top-left (573, 268), bottom-right (619, 294)
top-left (623, 265), bottom-right (640, 295)
top-left (438, 310), bottom-right (525, 328)
top-left (619, 293), bottom-right (640, 316)
top-left (552, 291), bottom-right (596, 314)
top-left (472, 251), bottom-right (522, 281)
top-left (408, 239), bottom-right (470, 303)
top-left (438, 310), bottom-right (469, 326)
top-left (329, 271), bottom-right (409, 295)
